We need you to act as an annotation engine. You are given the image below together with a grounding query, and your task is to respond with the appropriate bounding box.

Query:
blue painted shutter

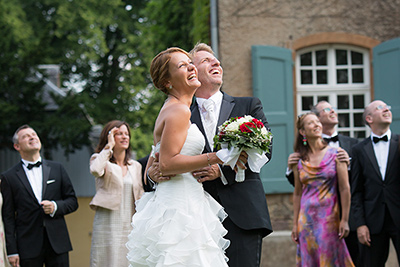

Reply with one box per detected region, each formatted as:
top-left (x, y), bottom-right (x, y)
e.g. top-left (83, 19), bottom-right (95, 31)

top-left (252, 46), bottom-right (294, 194)
top-left (373, 37), bottom-right (400, 133)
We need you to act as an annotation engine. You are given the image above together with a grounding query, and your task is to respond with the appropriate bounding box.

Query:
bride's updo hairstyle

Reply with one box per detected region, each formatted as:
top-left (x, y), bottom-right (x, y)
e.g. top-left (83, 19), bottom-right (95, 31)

top-left (150, 47), bottom-right (191, 94)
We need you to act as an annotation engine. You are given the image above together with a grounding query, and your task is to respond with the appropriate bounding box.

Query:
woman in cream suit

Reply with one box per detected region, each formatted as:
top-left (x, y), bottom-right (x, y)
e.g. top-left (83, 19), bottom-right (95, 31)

top-left (89, 120), bottom-right (144, 267)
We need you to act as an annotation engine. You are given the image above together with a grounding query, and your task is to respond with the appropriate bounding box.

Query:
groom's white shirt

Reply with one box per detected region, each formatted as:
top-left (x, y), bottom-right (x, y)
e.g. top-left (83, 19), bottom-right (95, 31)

top-left (195, 91), bottom-right (228, 185)
top-left (196, 91), bottom-right (223, 130)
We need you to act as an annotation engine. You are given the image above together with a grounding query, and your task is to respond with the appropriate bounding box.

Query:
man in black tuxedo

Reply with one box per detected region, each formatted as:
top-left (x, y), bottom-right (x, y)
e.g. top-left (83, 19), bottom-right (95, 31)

top-left (190, 44), bottom-right (273, 267)
top-left (286, 100), bottom-right (360, 265)
top-left (1, 125), bottom-right (78, 267)
top-left (147, 43), bottom-right (273, 267)
top-left (351, 100), bottom-right (400, 267)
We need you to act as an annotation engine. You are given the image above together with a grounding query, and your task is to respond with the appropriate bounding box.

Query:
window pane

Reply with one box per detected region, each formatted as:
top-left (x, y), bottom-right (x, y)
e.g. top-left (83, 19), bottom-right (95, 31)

top-left (353, 95), bottom-right (364, 109)
top-left (338, 131), bottom-right (350, 137)
top-left (337, 95), bottom-right (349, 109)
top-left (302, 96), bottom-right (313, 111)
top-left (354, 113), bottom-right (364, 127)
top-left (316, 70), bottom-right (327, 84)
top-left (300, 52), bottom-right (312, 66)
top-left (351, 51), bottom-right (363, 65)
top-left (317, 96), bottom-right (329, 102)
top-left (301, 70), bottom-right (312, 84)
top-left (338, 113), bottom-right (350, 127)
top-left (352, 69), bottom-right (364, 83)
top-left (354, 131), bottom-right (366, 139)
top-left (337, 69), bottom-right (348, 83)
top-left (296, 47), bottom-right (369, 144)
top-left (336, 49), bottom-right (348, 65)
top-left (316, 50), bottom-right (327, 66)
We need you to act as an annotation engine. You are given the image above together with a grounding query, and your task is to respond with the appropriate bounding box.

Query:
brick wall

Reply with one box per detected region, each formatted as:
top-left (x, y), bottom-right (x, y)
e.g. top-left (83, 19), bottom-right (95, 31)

top-left (217, 0), bottom-right (400, 97)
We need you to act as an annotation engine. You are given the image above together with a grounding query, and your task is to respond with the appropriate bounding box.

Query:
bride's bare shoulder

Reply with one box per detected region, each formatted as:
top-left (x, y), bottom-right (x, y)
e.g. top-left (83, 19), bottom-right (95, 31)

top-left (162, 102), bottom-right (190, 117)
top-left (155, 102), bottom-right (190, 130)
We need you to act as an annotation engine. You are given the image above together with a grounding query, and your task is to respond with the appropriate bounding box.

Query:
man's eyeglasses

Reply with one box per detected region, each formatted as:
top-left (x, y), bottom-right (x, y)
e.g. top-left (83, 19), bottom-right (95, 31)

top-left (376, 105), bottom-right (391, 110)
top-left (321, 107), bottom-right (335, 113)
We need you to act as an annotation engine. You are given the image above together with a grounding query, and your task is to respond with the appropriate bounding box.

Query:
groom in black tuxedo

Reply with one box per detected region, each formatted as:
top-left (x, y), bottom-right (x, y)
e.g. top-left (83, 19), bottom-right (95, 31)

top-left (188, 43), bottom-right (273, 267)
top-left (351, 100), bottom-right (400, 267)
top-left (1, 125), bottom-right (78, 267)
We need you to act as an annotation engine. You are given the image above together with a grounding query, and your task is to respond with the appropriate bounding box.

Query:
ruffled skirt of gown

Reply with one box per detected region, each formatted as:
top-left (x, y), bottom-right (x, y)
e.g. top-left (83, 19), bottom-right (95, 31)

top-left (126, 124), bottom-right (230, 266)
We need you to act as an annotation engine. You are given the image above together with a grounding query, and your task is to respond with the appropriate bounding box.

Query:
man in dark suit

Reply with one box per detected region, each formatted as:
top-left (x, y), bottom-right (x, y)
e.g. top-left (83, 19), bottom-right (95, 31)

top-left (1, 125), bottom-right (78, 267)
top-left (188, 43), bottom-right (272, 267)
top-left (146, 43), bottom-right (273, 267)
top-left (351, 100), bottom-right (400, 267)
top-left (286, 100), bottom-right (360, 265)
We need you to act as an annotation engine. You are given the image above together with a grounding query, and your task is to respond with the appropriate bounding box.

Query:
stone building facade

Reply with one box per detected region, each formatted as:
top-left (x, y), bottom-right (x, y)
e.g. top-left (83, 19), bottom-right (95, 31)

top-left (216, 1), bottom-right (400, 266)
top-left (218, 0), bottom-right (400, 97)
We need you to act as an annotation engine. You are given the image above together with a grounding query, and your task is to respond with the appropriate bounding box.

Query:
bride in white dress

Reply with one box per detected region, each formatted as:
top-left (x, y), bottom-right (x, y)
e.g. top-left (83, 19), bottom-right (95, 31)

top-left (126, 47), bottom-right (235, 266)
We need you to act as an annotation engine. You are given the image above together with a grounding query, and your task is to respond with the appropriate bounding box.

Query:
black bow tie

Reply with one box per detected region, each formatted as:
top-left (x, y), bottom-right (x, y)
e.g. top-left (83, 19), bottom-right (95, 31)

top-left (373, 135), bottom-right (388, 143)
top-left (27, 161), bottom-right (42, 170)
top-left (324, 135), bottom-right (339, 143)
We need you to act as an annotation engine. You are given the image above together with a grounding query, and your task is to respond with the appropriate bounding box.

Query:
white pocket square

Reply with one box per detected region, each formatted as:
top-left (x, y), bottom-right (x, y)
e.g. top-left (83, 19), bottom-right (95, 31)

top-left (47, 180), bottom-right (56, 184)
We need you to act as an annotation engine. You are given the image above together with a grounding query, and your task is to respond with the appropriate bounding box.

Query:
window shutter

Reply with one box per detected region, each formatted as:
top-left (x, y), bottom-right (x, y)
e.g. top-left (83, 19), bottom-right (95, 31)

top-left (252, 45), bottom-right (294, 193)
top-left (373, 37), bottom-right (400, 133)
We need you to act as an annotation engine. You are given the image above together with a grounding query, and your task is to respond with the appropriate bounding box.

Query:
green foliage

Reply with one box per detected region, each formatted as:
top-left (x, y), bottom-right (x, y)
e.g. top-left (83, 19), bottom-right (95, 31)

top-left (38, 92), bottom-right (93, 158)
top-left (138, 0), bottom-right (210, 57)
top-left (0, 0), bottom-right (211, 158)
top-left (126, 86), bottom-right (165, 157)
top-left (0, 79), bottom-right (47, 150)
top-left (192, 0), bottom-right (210, 44)
top-left (140, 0), bottom-right (194, 53)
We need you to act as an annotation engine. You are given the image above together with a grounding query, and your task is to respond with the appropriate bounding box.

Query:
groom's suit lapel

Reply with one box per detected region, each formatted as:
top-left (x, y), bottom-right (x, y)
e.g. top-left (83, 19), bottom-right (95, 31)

top-left (190, 100), bottom-right (212, 151)
top-left (218, 93), bottom-right (235, 128)
top-left (190, 101), bottom-right (203, 132)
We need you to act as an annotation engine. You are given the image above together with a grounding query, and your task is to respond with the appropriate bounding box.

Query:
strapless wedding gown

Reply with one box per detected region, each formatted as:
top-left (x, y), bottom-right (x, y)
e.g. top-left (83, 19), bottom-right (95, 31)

top-left (126, 124), bottom-right (230, 267)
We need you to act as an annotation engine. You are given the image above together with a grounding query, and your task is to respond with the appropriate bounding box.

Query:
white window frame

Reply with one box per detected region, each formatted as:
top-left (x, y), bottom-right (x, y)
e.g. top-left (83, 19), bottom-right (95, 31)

top-left (296, 44), bottom-right (371, 138)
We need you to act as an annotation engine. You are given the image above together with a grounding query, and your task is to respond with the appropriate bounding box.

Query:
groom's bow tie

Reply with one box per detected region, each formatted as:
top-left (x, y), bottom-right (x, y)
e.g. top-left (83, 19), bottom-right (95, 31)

top-left (373, 135), bottom-right (388, 143)
top-left (27, 161), bottom-right (42, 170)
top-left (323, 135), bottom-right (339, 143)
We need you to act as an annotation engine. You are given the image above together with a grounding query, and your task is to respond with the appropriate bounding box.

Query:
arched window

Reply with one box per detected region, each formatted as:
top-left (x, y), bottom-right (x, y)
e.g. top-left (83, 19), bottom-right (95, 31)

top-left (296, 45), bottom-right (370, 139)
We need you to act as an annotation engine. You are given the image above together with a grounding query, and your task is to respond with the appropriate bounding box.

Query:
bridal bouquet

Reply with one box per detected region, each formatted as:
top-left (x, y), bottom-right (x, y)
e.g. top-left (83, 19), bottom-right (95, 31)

top-left (214, 115), bottom-right (273, 182)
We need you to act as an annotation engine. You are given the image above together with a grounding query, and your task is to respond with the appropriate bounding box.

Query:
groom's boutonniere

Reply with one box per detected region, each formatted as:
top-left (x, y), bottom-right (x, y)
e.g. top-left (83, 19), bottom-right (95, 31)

top-left (214, 115), bottom-right (273, 182)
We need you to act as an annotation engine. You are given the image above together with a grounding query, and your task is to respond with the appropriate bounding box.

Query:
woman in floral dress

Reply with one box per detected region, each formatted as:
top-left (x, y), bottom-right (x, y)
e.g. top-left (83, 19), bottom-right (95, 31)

top-left (290, 113), bottom-right (354, 266)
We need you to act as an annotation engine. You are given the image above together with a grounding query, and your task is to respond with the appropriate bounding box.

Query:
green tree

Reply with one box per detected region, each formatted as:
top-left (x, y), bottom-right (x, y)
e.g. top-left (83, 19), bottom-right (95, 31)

top-left (137, 0), bottom-right (210, 56)
top-left (0, 0), bottom-right (91, 157)
top-left (0, 0), bottom-right (211, 158)
top-left (0, 0), bottom-right (148, 156)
